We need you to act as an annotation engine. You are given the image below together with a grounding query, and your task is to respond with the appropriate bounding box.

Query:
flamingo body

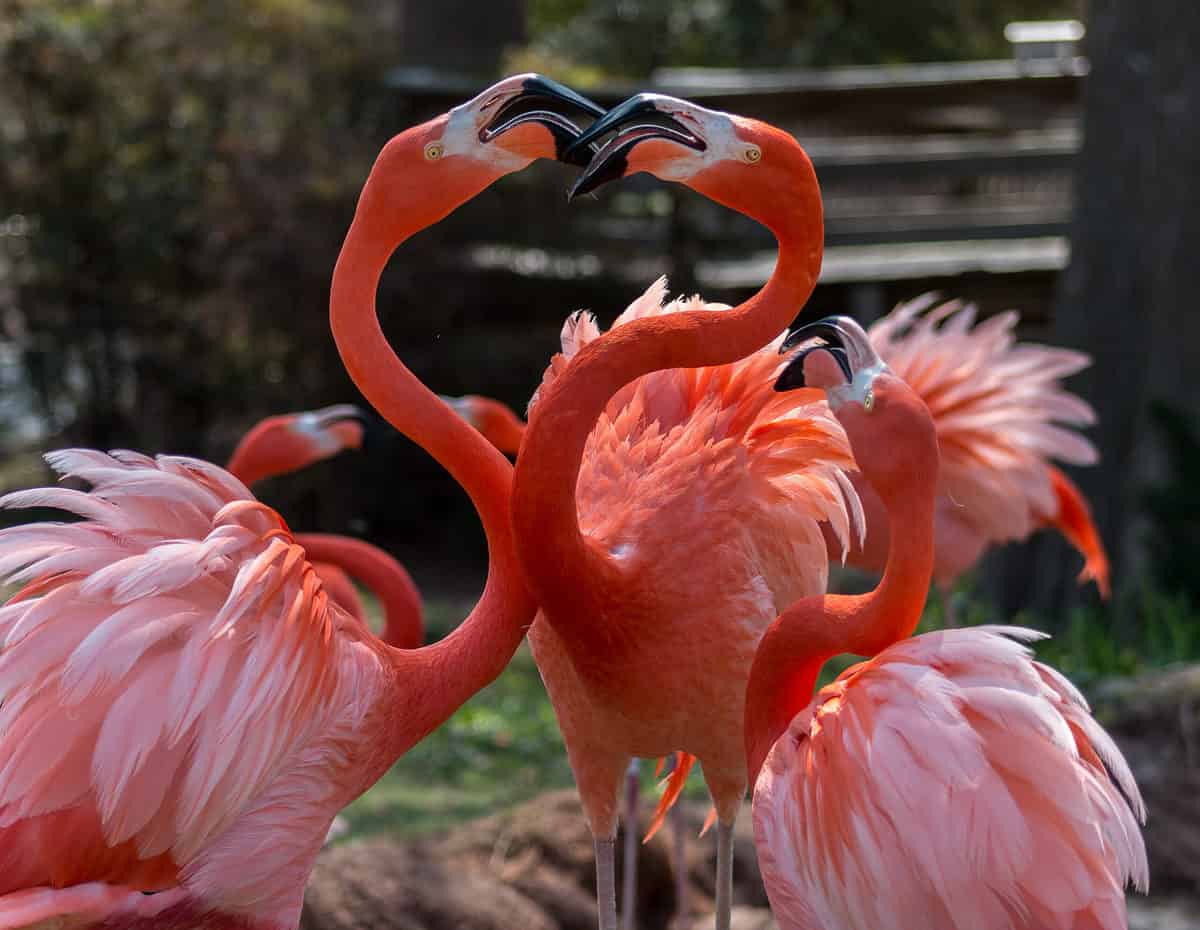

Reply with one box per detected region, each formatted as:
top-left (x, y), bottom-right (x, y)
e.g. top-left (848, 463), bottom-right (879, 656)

top-left (839, 297), bottom-right (1109, 595)
top-left (753, 626), bottom-right (1148, 930)
top-left (528, 278), bottom-right (860, 832)
top-left (0, 451), bottom-right (398, 929)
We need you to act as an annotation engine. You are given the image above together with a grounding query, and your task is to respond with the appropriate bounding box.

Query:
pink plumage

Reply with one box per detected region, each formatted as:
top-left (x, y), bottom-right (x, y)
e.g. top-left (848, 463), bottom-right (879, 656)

top-left (753, 626), bottom-right (1148, 930)
top-left (0, 450), bottom-right (396, 929)
top-left (850, 296), bottom-right (1110, 594)
top-left (527, 277), bottom-right (862, 840)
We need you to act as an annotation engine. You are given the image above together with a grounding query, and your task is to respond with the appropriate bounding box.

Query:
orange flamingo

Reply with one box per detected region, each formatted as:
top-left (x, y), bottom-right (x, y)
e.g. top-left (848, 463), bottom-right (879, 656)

top-left (0, 75), bottom-right (599, 929)
top-left (746, 316), bottom-right (1146, 930)
top-left (514, 95), bottom-right (855, 930)
top-left (226, 403), bottom-right (423, 646)
top-left (441, 394), bottom-right (526, 457)
top-left (829, 295), bottom-right (1110, 623)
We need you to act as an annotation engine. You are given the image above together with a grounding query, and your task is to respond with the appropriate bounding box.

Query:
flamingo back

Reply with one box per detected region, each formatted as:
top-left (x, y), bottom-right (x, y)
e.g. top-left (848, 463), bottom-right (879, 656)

top-left (531, 276), bottom-right (864, 576)
top-left (0, 450), bottom-right (386, 928)
top-left (753, 626), bottom-right (1147, 930)
top-left (869, 296), bottom-right (1097, 544)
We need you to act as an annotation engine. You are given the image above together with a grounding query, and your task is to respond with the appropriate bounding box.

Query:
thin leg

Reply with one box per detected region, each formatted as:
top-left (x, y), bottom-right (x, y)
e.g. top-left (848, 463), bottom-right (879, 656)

top-left (941, 586), bottom-right (958, 628)
top-left (715, 820), bottom-right (734, 930)
top-left (621, 759), bottom-right (640, 930)
top-left (596, 836), bottom-right (618, 930)
top-left (671, 800), bottom-right (688, 925)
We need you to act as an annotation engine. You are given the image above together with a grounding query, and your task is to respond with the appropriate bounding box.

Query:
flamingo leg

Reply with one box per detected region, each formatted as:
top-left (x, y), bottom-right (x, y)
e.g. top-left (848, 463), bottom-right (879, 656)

top-left (715, 820), bottom-right (734, 930)
top-left (621, 758), bottom-right (640, 930)
top-left (671, 800), bottom-right (688, 925)
top-left (596, 836), bottom-right (619, 930)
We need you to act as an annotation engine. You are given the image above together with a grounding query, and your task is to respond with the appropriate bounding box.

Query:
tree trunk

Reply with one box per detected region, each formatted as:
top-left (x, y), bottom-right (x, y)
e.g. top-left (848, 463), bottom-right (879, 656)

top-left (1001, 0), bottom-right (1200, 622)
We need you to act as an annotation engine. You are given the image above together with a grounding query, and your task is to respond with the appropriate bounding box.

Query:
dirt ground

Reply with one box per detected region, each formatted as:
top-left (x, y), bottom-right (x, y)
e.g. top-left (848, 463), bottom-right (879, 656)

top-left (302, 663), bottom-right (1200, 930)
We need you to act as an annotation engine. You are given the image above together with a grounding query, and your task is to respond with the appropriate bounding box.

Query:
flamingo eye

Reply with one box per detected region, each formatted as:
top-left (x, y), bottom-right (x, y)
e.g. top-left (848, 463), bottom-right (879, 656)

top-left (863, 390), bottom-right (875, 412)
top-left (742, 145), bottom-right (762, 164)
top-left (424, 142), bottom-right (444, 161)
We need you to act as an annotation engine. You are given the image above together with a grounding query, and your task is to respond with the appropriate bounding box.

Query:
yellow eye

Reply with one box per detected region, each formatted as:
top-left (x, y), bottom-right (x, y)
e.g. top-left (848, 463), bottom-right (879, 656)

top-left (424, 142), bottom-right (444, 161)
top-left (743, 146), bottom-right (762, 164)
top-left (863, 390), bottom-right (875, 412)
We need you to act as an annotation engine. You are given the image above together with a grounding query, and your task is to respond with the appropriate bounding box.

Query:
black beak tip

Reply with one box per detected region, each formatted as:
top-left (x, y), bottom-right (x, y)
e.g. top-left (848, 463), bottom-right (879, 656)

top-left (774, 358), bottom-right (808, 392)
top-left (774, 345), bottom-right (854, 392)
top-left (559, 139), bottom-right (595, 168)
top-left (521, 74), bottom-right (605, 119)
top-left (563, 92), bottom-right (661, 160)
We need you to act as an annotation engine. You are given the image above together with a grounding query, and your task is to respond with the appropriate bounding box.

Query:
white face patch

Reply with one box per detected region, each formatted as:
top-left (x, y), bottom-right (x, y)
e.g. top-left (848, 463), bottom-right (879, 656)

top-left (438, 86), bottom-right (532, 173)
top-left (827, 362), bottom-right (887, 412)
top-left (292, 413), bottom-right (340, 454)
top-left (646, 105), bottom-right (757, 182)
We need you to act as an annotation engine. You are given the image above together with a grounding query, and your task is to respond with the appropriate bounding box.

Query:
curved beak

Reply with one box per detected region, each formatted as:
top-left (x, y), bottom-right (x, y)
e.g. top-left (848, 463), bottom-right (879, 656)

top-left (311, 403), bottom-right (370, 431)
top-left (774, 317), bottom-right (882, 392)
top-left (564, 93), bottom-right (707, 199)
top-left (480, 75), bottom-right (606, 166)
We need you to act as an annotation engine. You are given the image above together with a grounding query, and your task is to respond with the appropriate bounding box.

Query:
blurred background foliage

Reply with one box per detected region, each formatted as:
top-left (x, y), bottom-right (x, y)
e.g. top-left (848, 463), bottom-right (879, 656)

top-left (4, 0), bottom-right (1200, 843)
top-left (515, 0), bottom-right (1077, 78)
top-left (0, 0), bottom-right (1194, 640)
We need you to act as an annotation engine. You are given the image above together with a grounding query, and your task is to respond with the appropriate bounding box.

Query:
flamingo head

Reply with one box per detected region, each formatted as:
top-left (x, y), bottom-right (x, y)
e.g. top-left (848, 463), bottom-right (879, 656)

top-left (359, 75), bottom-right (604, 236)
top-left (423, 74), bottom-right (605, 175)
top-left (564, 93), bottom-right (817, 231)
top-left (775, 317), bottom-right (938, 499)
top-left (229, 404), bottom-right (370, 486)
top-left (440, 394), bottom-right (525, 457)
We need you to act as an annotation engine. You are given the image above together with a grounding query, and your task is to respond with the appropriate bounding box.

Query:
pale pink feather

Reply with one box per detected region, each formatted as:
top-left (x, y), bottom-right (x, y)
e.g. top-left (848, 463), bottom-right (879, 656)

top-left (753, 626), bottom-right (1147, 930)
top-left (0, 450), bottom-right (389, 930)
top-left (869, 296), bottom-right (1098, 544)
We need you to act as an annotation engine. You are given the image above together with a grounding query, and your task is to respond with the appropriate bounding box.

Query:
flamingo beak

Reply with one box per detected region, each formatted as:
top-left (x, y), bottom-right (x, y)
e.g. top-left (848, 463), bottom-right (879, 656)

top-left (775, 322), bottom-right (854, 391)
top-left (311, 404), bottom-right (371, 450)
top-left (565, 94), bottom-right (707, 199)
top-left (480, 75), bottom-right (606, 166)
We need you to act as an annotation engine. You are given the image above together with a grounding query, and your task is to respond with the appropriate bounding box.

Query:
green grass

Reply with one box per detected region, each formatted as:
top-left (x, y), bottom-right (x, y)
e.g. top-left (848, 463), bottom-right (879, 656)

top-left (342, 584), bottom-right (1200, 842)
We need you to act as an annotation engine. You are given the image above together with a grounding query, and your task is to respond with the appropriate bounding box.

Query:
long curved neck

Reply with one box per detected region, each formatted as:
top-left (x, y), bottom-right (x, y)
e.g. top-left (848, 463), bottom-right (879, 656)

top-left (295, 533), bottom-right (424, 649)
top-left (744, 479), bottom-right (935, 783)
top-left (511, 166), bottom-right (823, 668)
top-left (329, 129), bottom-right (537, 741)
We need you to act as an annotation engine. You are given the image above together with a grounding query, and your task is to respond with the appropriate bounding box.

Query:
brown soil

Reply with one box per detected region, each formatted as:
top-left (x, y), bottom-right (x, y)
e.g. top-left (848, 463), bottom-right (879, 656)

top-left (303, 665), bottom-right (1200, 930)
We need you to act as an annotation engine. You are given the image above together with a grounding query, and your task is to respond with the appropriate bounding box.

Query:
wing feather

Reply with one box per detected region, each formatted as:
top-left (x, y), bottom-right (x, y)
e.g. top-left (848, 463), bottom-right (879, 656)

top-left (754, 626), bottom-right (1146, 930)
top-left (870, 296), bottom-right (1099, 544)
top-left (0, 449), bottom-right (386, 915)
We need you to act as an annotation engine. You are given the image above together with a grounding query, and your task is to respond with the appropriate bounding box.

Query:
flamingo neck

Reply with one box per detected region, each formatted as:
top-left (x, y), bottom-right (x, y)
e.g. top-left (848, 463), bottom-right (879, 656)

top-left (328, 129), bottom-right (537, 741)
top-left (295, 533), bottom-right (424, 649)
top-left (745, 482), bottom-right (935, 784)
top-left (511, 170), bottom-right (823, 675)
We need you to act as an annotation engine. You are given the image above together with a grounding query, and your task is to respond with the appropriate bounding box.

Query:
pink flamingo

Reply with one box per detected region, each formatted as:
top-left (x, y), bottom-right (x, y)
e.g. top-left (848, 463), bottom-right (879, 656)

top-left (830, 295), bottom-right (1110, 623)
top-left (514, 96), bottom-right (857, 930)
top-left (0, 74), bottom-right (600, 929)
top-left (533, 279), bottom-right (858, 930)
top-left (440, 394), bottom-right (526, 457)
top-left (747, 317), bottom-right (1147, 930)
top-left (226, 403), bottom-right (423, 646)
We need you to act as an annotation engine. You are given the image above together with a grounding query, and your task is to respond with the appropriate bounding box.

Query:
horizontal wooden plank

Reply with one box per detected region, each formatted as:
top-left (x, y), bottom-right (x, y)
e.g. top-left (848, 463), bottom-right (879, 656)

top-left (697, 237), bottom-right (1069, 287)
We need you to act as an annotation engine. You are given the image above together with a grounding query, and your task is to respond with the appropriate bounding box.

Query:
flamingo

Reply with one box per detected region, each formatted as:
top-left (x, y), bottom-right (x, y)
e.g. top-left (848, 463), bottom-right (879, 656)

top-left (225, 403), bottom-right (423, 646)
top-left (745, 315), bottom-right (1147, 930)
top-left (440, 394), bottom-right (526, 457)
top-left (513, 96), bottom-right (857, 930)
top-left (0, 75), bottom-right (601, 929)
top-left (829, 295), bottom-right (1110, 624)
